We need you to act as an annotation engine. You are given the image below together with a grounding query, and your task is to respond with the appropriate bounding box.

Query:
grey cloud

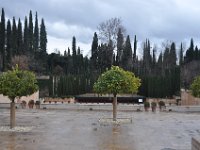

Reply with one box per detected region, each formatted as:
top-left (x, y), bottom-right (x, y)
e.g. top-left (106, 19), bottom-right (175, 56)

top-left (2, 0), bottom-right (200, 53)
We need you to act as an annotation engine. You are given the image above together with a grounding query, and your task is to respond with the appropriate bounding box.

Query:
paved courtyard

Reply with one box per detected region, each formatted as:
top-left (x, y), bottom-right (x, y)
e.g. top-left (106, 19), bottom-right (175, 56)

top-left (0, 108), bottom-right (200, 150)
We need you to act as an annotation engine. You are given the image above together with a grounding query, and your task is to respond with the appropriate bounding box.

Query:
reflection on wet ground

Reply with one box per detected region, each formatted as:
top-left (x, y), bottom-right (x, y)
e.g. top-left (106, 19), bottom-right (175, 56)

top-left (0, 109), bottom-right (199, 150)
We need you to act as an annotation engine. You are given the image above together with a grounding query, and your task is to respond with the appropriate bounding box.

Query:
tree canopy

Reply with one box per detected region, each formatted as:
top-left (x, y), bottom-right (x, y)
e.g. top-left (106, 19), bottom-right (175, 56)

top-left (93, 66), bottom-right (141, 96)
top-left (0, 66), bottom-right (38, 101)
top-left (190, 76), bottom-right (200, 98)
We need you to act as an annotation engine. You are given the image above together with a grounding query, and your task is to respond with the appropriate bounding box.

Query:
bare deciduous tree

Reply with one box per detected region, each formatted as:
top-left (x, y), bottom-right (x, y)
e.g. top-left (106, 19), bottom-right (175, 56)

top-left (97, 17), bottom-right (126, 47)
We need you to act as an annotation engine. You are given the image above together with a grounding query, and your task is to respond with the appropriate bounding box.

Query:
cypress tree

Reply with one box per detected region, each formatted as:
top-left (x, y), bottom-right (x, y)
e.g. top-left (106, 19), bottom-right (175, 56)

top-left (107, 39), bottom-right (114, 68)
top-left (17, 18), bottom-right (23, 55)
top-left (72, 36), bottom-right (76, 56)
top-left (6, 19), bottom-right (12, 67)
top-left (0, 8), bottom-right (5, 71)
top-left (170, 42), bottom-right (176, 68)
top-left (29, 10), bottom-right (33, 53)
top-left (91, 32), bottom-right (98, 70)
top-left (23, 16), bottom-right (29, 54)
top-left (33, 12), bottom-right (39, 53)
top-left (157, 52), bottom-right (163, 74)
top-left (68, 47), bottom-right (71, 56)
top-left (194, 46), bottom-right (198, 60)
top-left (72, 36), bottom-right (77, 74)
top-left (11, 17), bottom-right (17, 56)
top-left (40, 18), bottom-right (47, 54)
top-left (133, 35), bottom-right (137, 61)
top-left (179, 43), bottom-right (183, 66)
top-left (116, 28), bottom-right (123, 66)
top-left (121, 35), bottom-right (132, 71)
top-left (185, 38), bottom-right (194, 63)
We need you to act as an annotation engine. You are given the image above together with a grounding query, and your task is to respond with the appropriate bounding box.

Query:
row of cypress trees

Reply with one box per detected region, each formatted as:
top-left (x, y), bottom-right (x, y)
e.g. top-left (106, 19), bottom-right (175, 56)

top-left (0, 8), bottom-right (47, 71)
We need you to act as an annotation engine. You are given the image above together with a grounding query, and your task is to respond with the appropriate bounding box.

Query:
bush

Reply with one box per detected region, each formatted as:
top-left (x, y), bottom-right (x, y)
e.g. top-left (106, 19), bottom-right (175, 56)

top-left (191, 76), bottom-right (200, 97)
top-left (28, 100), bottom-right (35, 105)
top-left (35, 101), bottom-right (40, 105)
top-left (144, 101), bottom-right (150, 108)
top-left (151, 102), bottom-right (157, 107)
top-left (158, 101), bottom-right (165, 107)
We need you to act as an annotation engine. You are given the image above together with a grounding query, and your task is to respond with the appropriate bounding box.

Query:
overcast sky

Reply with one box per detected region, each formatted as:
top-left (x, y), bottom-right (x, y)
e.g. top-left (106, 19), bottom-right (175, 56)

top-left (2, 0), bottom-right (200, 56)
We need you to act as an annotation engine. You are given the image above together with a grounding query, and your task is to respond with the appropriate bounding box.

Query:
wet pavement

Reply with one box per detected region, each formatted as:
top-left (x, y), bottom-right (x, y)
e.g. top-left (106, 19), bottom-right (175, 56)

top-left (0, 109), bottom-right (200, 150)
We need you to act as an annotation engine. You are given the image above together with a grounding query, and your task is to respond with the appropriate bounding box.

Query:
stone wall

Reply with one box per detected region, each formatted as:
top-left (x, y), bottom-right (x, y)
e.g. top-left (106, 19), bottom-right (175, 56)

top-left (181, 90), bottom-right (200, 106)
top-left (192, 137), bottom-right (200, 150)
top-left (43, 97), bottom-right (75, 103)
top-left (0, 91), bottom-right (39, 104)
top-left (147, 98), bottom-right (177, 105)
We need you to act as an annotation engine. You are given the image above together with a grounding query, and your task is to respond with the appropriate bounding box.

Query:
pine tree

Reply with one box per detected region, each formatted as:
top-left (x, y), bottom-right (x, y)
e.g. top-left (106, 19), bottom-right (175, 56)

top-left (33, 12), bottom-right (39, 53)
top-left (29, 10), bottom-right (33, 53)
top-left (116, 28), bottom-right (123, 66)
top-left (17, 18), bottom-right (23, 55)
top-left (40, 18), bottom-right (47, 54)
top-left (0, 8), bottom-right (5, 71)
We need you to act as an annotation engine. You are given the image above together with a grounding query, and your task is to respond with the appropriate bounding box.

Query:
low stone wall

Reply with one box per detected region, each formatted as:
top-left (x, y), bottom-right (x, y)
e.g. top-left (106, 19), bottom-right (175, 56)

top-left (192, 137), bottom-right (200, 150)
top-left (43, 97), bottom-right (75, 103)
top-left (0, 91), bottom-right (39, 104)
top-left (181, 90), bottom-right (200, 106)
top-left (147, 98), bottom-right (177, 105)
top-left (40, 103), bottom-right (144, 111)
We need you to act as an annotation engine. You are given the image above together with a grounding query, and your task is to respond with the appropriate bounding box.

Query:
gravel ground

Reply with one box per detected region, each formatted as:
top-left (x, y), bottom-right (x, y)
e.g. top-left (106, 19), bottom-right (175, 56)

top-left (0, 108), bottom-right (199, 150)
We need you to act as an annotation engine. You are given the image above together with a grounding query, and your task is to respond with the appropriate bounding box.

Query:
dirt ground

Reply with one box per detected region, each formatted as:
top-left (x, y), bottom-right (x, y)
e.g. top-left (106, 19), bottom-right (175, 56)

top-left (0, 108), bottom-right (200, 150)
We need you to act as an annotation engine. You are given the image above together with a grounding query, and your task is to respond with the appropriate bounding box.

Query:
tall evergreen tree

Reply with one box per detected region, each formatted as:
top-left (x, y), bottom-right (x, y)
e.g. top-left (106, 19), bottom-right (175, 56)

top-left (169, 42), bottom-right (177, 67)
top-left (194, 46), bottom-right (198, 60)
top-left (28, 10), bottom-right (33, 53)
top-left (40, 18), bottom-right (47, 54)
top-left (143, 39), bottom-right (152, 74)
top-left (17, 18), bottom-right (23, 55)
top-left (91, 32), bottom-right (98, 70)
top-left (72, 36), bottom-right (76, 56)
top-left (116, 28), bottom-right (123, 66)
top-left (33, 12), bottom-right (39, 53)
top-left (185, 38), bottom-right (194, 63)
top-left (0, 8), bottom-right (5, 71)
top-left (6, 19), bottom-right (12, 67)
top-left (157, 52), bottom-right (163, 74)
top-left (11, 17), bottom-right (17, 56)
top-left (72, 36), bottom-right (77, 74)
top-left (23, 16), bottom-right (29, 54)
top-left (133, 35), bottom-right (137, 61)
top-left (179, 43), bottom-right (183, 65)
top-left (121, 35), bottom-right (132, 71)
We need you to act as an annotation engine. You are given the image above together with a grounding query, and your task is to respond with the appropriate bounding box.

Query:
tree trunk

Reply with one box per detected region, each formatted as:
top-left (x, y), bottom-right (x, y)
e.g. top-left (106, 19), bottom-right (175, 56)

top-left (10, 101), bottom-right (16, 129)
top-left (113, 94), bottom-right (117, 121)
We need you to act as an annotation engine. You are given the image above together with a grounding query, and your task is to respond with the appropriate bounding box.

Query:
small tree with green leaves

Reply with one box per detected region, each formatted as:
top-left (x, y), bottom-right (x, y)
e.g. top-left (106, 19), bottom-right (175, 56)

top-left (93, 66), bottom-right (141, 121)
top-left (0, 66), bottom-right (38, 128)
top-left (190, 76), bottom-right (200, 98)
